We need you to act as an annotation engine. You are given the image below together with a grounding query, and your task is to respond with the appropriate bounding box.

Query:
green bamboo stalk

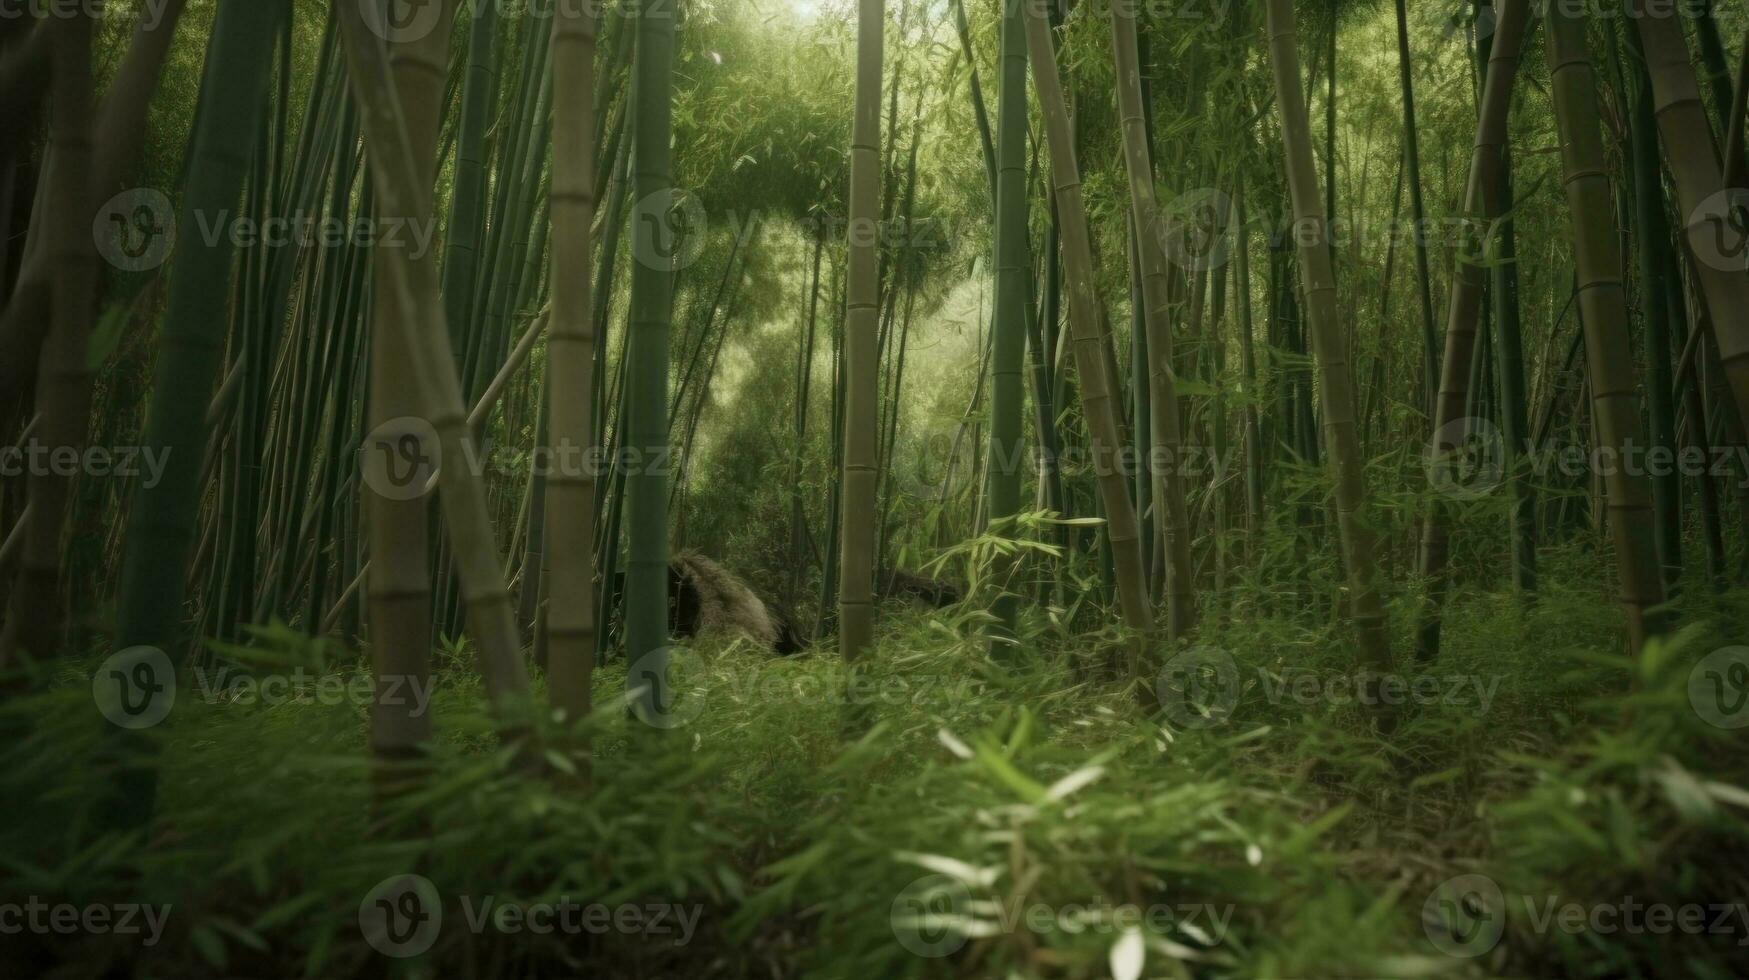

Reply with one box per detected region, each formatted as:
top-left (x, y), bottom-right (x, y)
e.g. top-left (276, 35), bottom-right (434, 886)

top-left (1631, 3), bottom-right (1749, 461)
top-left (106, 0), bottom-right (286, 832)
top-left (625, 0), bottom-right (678, 719)
top-left (440, 0), bottom-right (499, 365)
top-left (1265, 0), bottom-right (1393, 680)
top-left (1393, 0), bottom-right (1440, 418)
top-left (1545, 3), bottom-right (1668, 653)
top-left (1023, 1), bottom-right (1155, 679)
top-left (838, 0), bottom-right (883, 665)
top-left (1622, 20), bottom-right (1683, 591)
top-left (1112, 0), bottom-right (1196, 642)
top-left (336, 0), bottom-right (533, 726)
top-left (1414, 0), bottom-right (1529, 664)
top-left (542, 0), bottom-right (601, 732)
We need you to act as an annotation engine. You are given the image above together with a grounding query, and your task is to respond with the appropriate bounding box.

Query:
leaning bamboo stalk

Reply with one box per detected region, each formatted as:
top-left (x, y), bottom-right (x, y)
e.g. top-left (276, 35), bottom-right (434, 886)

top-left (335, 1), bottom-right (533, 726)
top-left (1264, 0), bottom-right (1393, 678)
top-left (1110, 0), bottom-right (1196, 643)
top-left (1022, 1), bottom-right (1155, 672)
top-left (1545, 4), bottom-right (1667, 653)
top-left (1632, 3), bottom-right (1749, 444)
top-left (468, 312), bottom-right (549, 435)
top-left (1414, 0), bottom-right (1530, 663)
top-left (543, 0), bottom-right (600, 729)
top-left (839, 0), bottom-right (884, 664)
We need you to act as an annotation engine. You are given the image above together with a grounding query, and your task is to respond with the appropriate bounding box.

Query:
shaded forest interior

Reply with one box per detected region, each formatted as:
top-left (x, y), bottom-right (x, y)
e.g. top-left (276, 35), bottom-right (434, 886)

top-left (2, 0), bottom-right (1749, 977)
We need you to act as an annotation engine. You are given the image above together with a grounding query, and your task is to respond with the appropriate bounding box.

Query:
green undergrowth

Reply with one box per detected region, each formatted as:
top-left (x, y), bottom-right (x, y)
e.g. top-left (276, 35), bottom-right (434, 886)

top-left (2, 553), bottom-right (1747, 978)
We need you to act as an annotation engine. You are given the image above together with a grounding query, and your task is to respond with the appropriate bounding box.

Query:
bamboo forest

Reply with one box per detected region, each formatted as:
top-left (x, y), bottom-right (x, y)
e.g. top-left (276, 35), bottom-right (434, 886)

top-left (8, 0), bottom-right (1749, 976)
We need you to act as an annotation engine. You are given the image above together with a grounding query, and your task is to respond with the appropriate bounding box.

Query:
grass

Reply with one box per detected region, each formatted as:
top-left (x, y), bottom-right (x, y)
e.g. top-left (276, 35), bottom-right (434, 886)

top-left (2, 542), bottom-right (1747, 978)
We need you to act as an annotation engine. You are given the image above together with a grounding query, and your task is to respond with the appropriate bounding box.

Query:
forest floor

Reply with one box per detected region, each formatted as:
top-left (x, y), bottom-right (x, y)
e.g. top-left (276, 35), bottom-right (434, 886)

top-left (3, 544), bottom-right (1748, 979)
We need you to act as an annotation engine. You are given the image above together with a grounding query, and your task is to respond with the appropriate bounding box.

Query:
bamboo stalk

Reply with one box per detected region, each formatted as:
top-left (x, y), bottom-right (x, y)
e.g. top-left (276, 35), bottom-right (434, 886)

top-left (335, 0), bottom-right (534, 729)
top-left (0, 9), bottom-right (94, 667)
top-left (1414, 0), bottom-right (1530, 663)
top-left (1264, 0), bottom-right (1393, 681)
top-left (543, 0), bottom-right (601, 730)
top-left (1632, 3), bottom-right (1749, 446)
top-left (1111, 0), bottom-right (1196, 642)
top-left (1022, 1), bottom-right (1155, 680)
top-left (1545, 4), bottom-right (1668, 653)
top-left (839, 0), bottom-right (884, 665)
